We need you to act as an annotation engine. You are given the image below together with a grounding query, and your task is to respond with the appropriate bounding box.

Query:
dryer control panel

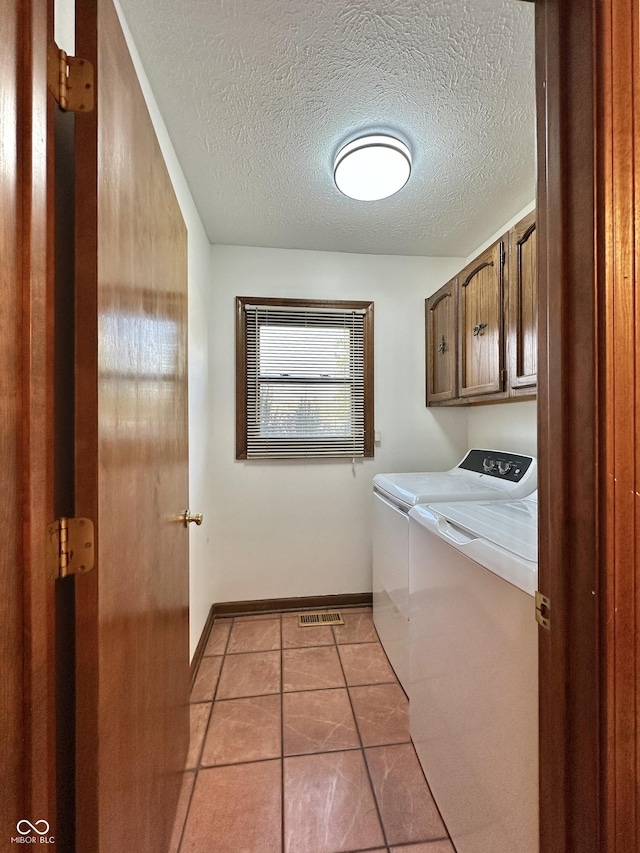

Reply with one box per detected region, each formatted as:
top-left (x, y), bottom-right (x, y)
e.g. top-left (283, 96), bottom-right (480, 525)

top-left (458, 449), bottom-right (533, 483)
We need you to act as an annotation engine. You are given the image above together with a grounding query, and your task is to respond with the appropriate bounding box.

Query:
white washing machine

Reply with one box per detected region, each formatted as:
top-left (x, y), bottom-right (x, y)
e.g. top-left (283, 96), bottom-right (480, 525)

top-left (372, 449), bottom-right (536, 691)
top-left (408, 492), bottom-right (539, 853)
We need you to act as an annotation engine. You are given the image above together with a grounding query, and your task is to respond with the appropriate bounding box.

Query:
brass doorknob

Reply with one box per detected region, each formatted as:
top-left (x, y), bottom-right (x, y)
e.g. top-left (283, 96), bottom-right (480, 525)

top-left (183, 510), bottom-right (203, 527)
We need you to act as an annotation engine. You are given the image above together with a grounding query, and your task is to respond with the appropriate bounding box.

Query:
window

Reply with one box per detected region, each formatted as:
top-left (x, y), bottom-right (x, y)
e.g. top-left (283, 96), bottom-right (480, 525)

top-left (236, 296), bottom-right (374, 459)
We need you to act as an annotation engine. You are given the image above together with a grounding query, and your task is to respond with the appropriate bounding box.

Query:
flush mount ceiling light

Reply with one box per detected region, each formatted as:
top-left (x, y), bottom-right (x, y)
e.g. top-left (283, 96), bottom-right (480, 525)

top-left (334, 134), bottom-right (412, 201)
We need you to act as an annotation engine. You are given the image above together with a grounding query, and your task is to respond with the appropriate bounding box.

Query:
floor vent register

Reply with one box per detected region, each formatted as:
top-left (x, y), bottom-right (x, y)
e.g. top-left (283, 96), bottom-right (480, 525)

top-left (297, 611), bottom-right (344, 627)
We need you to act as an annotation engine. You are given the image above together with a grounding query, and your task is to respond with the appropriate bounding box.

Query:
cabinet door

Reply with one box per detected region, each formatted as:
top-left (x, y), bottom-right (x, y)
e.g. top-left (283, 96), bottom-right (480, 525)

top-left (507, 212), bottom-right (537, 393)
top-left (426, 278), bottom-right (458, 404)
top-left (458, 240), bottom-right (505, 398)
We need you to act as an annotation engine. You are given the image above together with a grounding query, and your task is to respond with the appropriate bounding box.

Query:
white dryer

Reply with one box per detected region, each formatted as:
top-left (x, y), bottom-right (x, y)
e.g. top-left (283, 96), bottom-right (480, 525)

top-left (408, 492), bottom-right (539, 853)
top-left (372, 449), bottom-right (536, 691)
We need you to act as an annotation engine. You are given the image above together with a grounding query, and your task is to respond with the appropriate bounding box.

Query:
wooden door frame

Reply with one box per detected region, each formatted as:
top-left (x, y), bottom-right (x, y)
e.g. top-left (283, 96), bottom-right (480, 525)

top-left (20, 0), bottom-right (57, 836)
top-left (0, 0), bottom-right (58, 841)
top-left (599, 3), bottom-right (640, 848)
top-left (10, 0), bottom-right (639, 849)
top-left (537, 0), bottom-right (639, 850)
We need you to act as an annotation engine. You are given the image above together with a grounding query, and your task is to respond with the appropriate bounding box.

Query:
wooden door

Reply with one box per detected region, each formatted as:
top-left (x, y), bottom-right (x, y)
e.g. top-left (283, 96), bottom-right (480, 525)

top-left (458, 240), bottom-right (506, 399)
top-left (425, 278), bottom-right (458, 404)
top-left (507, 211), bottom-right (537, 394)
top-left (74, 1), bottom-right (190, 850)
top-left (1, 0), bottom-right (57, 843)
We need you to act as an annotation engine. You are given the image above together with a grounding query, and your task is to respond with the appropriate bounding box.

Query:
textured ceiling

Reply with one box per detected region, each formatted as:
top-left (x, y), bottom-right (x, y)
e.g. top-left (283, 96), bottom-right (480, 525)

top-left (117, 0), bottom-right (535, 257)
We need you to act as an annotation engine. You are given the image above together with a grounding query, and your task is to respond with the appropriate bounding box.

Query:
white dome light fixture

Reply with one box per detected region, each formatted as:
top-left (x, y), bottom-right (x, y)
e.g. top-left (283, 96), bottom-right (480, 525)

top-left (334, 134), bottom-right (412, 201)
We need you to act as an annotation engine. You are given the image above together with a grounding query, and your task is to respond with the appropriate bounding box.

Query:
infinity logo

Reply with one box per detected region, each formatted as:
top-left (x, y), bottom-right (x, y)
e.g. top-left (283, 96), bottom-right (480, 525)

top-left (16, 820), bottom-right (50, 836)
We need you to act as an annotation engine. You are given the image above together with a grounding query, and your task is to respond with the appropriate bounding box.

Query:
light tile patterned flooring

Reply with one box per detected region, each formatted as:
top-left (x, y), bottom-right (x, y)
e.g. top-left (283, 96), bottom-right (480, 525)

top-left (170, 607), bottom-right (455, 853)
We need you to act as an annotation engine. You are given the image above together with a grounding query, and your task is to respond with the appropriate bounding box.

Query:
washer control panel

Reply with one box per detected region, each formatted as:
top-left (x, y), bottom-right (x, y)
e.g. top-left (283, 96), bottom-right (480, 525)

top-left (458, 449), bottom-right (533, 482)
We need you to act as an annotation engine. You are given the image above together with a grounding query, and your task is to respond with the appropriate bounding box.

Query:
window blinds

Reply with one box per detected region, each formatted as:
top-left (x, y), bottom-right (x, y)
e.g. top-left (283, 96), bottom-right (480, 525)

top-left (244, 303), bottom-right (367, 458)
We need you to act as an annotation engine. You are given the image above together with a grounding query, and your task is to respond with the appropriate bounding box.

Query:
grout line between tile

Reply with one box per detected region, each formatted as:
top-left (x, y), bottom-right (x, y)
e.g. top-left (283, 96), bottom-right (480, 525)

top-left (406, 735), bottom-right (454, 847)
top-left (173, 770), bottom-right (195, 853)
top-left (225, 647), bottom-right (283, 656)
top-left (177, 617), bottom-right (235, 852)
top-left (282, 744), bottom-right (363, 760)
top-left (202, 616), bottom-right (235, 658)
top-left (198, 753), bottom-right (286, 771)
top-left (178, 619), bottom-right (234, 853)
top-left (368, 624), bottom-right (409, 702)
top-left (336, 634), bottom-right (390, 851)
top-left (385, 837), bottom-right (454, 850)
top-left (177, 619), bottom-right (233, 853)
top-left (222, 616), bottom-right (235, 646)
top-left (213, 680), bottom-right (398, 704)
top-left (279, 614), bottom-right (285, 853)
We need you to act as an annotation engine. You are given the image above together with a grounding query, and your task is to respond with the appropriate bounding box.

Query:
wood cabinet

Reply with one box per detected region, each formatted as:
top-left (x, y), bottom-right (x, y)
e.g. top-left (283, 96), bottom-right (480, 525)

top-left (425, 211), bottom-right (537, 407)
top-left (506, 211), bottom-right (537, 394)
top-left (458, 239), bottom-right (506, 399)
top-left (425, 277), bottom-right (458, 403)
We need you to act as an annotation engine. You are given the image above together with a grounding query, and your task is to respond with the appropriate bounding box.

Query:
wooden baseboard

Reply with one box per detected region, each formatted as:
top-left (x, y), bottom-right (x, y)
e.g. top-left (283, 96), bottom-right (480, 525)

top-left (211, 592), bottom-right (373, 619)
top-left (190, 604), bottom-right (215, 690)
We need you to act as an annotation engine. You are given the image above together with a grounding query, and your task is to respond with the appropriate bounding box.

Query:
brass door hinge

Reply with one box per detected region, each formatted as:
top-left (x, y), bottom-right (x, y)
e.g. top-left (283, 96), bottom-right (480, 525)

top-left (47, 41), bottom-right (94, 112)
top-left (535, 590), bottom-right (550, 630)
top-left (46, 518), bottom-right (95, 581)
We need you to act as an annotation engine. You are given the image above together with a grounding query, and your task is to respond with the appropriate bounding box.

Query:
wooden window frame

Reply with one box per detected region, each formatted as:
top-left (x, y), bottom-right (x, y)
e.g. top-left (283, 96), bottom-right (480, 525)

top-left (235, 296), bottom-right (374, 460)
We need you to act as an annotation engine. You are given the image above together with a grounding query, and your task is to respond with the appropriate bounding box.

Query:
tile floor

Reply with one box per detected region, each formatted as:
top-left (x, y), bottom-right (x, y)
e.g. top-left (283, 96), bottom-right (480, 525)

top-left (170, 607), bottom-right (455, 853)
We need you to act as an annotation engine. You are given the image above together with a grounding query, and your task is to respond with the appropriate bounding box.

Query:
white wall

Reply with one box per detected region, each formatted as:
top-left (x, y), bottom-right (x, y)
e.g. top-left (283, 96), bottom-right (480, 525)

top-left (209, 246), bottom-right (468, 603)
top-left (54, 0), bottom-right (75, 53)
top-left (467, 200), bottom-right (536, 259)
top-left (115, 2), bottom-right (215, 658)
top-left (466, 401), bottom-right (537, 457)
top-left (465, 201), bottom-right (538, 459)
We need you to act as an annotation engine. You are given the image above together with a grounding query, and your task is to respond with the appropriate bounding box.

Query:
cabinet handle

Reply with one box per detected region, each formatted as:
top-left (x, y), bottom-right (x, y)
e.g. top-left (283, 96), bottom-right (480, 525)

top-left (182, 510), bottom-right (203, 527)
top-left (437, 335), bottom-right (446, 354)
top-left (473, 323), bottom-right (487, 337)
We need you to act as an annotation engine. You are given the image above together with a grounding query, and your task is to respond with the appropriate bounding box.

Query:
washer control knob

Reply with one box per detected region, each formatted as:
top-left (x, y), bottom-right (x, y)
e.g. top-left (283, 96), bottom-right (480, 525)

top-left (497, 460), bottom-right (513, 475)
top-left (482, 458), bottom-right (496, 473)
